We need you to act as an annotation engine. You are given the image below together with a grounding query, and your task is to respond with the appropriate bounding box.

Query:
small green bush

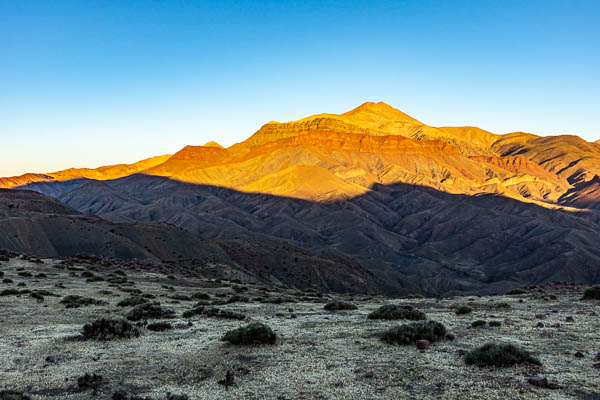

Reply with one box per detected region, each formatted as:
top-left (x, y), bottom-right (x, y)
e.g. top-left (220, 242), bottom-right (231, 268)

top-left (126, 303), bottom-right (176, 321)
top-left (60, 295), bottom-right (108, 308)
top-left (368, 304), bottom-right (426, 320)
top-left (506, 289), bottom-right (526, 295)
top-left (381, 320), bottom-right (448, 345)
top-left (324, 300), bottom-right (357, 311)
top-left (182, 306), bottom-right (204, 318)
top-left (117, 296), bottom-right (150, 307)
top-left (0, 289), bottom-right (20, 296)
top-left (222, 322), bottom-right (276, 345)
top-left (17, 271), bottom-right (32, 278)
top-left (455, 305), bottom-right (472, 315)
top-left (583, 286), bottom-right (600, 300)
top-left (0, 390), bottom-right (31, 400)
top-left (202, 307), bottom-right (246, 320)
top-left (191, 292), bottom-right (210, 300)
top-left (488, 321), bottom-right (502, 327)
top-left (82, 318), bottom-right (141, 341)
top-left (471, 320), bottom-right (486, 328)
top-left (147, 322), bottom-right (173, 332)
top-left (464, 342), bottom-right (541, 367)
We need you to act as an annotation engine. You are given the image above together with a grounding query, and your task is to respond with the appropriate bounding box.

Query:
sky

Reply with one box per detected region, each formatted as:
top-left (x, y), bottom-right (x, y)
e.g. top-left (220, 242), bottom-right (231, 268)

top-left (1, 0), bottom-right (599, 176)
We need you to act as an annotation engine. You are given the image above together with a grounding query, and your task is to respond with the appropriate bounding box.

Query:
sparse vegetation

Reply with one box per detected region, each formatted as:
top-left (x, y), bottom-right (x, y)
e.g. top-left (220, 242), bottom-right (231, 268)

top-left (464, 342), bottom-right (541, 367)
top-left (381, 320), bottom-right (448, 345)
top-left (147, 322), bottom-right (173, 332)
top-left (60, 295), bottom-right (108, 308)
top-left (126, 303), bottom-right (176, 321)
top-left (117, 296), bottom-right (150, 307)
top-left (202, 307), bottom-right (246, 320)
top-left (582, 286), bottom-right (600, 300)
top-left (471, 320), bottom-right (486, 328)
top-left (77, 373), bottom-right (104, 393)
top-left (82, 318), bottom-right (142, 340)
top-left (0, 390), bottom-right (31, 400)
top-left (191, 292), bottom-right (210, 300)
top-left (222, 322), bottom-right (276, 345)
top-left (368, 304), bottom-right (426, 320)
top-left (182, 306), bottom-right (204, 318)
top-left (488, 321), bottom-right (502, 327)
top-left (324, 300), bottom-right (357, 311)
top-left (455, 305), bottom-right (472, 315)
top-left (506, 288), bottom-right (526, 295)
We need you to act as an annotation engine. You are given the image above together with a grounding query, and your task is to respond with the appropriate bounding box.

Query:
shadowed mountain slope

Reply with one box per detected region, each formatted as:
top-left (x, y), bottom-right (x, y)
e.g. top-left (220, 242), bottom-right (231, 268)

top-left (17, 176), bottom-right (600, 295)
top-left (0, 189), bottom-right (381, 293)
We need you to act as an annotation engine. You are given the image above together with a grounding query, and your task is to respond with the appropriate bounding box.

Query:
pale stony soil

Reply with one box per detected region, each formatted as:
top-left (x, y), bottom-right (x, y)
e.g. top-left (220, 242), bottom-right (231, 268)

top-left (1, 256), bottom-right (599, 400)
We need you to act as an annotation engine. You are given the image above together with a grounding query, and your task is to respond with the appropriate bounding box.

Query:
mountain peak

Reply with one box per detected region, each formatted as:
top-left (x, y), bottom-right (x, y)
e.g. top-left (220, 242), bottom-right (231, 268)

top-left (342, 101), bottom-right (422, 125)
top-left (203, 141), bottom-right (224, 149)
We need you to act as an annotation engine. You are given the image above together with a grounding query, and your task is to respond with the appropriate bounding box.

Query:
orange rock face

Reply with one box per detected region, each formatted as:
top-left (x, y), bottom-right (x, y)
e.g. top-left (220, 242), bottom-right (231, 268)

top-left (2, 102), bottom-right (600, 210)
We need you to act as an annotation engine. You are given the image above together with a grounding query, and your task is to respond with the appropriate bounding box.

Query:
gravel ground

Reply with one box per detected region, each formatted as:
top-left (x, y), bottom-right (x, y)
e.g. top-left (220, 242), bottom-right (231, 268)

top-left (1, 257), bottom-right (599, 400)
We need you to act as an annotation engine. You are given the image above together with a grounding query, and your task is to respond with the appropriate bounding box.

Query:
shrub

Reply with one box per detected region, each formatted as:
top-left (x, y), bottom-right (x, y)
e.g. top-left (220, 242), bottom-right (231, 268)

top-left (368, 304), bottom-right (426, 320)
top-left (126, 303), bottom-right (176, 321)
top-left (117, 296), bottom-right (150, 307)
top-left (29, 292), bottom-right (44, 302)
top-left (191, 292), bottom-right (210, 300)
top-left (77, 373), bottom-right (104, 393)
top-left (488, 321), bottom-right (502, 327)
top-left (2, 278), bottom-right (13, 284)
top-left (60, 295), bottom-right (108, 308)
top-left (182, 306), bottom-right (204, 318)
top-left (0, 390), bottom-right (31, 400)
top-left (455, 305), bottom-right (472, 315)
top-left (464, 342), bottom-right (541, 367)
top-left (222, 322), bottom-right (276, 345)
top-left (202, 307), bottom-right (246, 320)
top-left (169, 294), bottom-right (192, 301)
top-left (324, 300), bottom-right (357, 311)
top-left (583, 286), bottom-right (600, 300)
top-left (17, 272), bottom-right (32, 278)
top-left (471, 320), bottom-right (486, 328)
top-left (226, 295), bottom-right (249, 304)
top-left (0, 289), bottom-right (20, 296)
top-left (381, 320), bottom-right (448, 345)
top-left (147, 322), bottom-right (173, 332)
top-left (82, 318), bottom-right (141, 341)
top-left (506, 289), bottom-right (526, 295)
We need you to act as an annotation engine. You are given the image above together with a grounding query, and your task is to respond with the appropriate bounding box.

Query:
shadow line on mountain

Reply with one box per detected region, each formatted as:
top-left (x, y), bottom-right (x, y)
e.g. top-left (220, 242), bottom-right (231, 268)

top-left (11, 172), bottom-right (600, 296)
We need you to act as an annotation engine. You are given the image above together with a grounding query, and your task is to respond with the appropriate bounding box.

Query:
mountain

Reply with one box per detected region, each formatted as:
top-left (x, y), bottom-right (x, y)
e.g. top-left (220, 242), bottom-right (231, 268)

top-left (0, 155), bottom-right (172, 189)
top-left (3, 101), bottom-right (600, 294)
top-left (0, 189), bottom-right (381, 293)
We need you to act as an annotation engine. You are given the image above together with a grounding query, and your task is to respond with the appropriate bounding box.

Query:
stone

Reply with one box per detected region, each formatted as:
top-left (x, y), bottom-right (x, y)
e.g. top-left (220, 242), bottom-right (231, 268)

top-left (528, 377), bottom-right (548, 387)
top-left (566, 316), bottom-right (575, 322)
top-left (416, 339), bottom-right (430, 350)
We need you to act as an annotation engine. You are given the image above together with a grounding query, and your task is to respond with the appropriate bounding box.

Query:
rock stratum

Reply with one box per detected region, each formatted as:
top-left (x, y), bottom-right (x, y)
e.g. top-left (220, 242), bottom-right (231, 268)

top-left (2, 102), bottom-right (600, 295)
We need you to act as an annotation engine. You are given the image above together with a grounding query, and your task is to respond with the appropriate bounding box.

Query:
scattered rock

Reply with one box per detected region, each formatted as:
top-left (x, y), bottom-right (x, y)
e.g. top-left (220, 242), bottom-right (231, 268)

top-left (416, 339), bottom-right (430, 350)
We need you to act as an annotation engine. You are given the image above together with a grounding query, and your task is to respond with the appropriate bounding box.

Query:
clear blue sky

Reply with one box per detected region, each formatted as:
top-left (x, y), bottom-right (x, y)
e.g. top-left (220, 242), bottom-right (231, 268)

top-left (1, 0), bottom-right (599, 176)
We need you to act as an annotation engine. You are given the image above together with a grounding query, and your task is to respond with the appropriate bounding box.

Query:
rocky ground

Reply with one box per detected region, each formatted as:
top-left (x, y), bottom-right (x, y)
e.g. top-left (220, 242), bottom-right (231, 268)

top-left (1, 254), bottom-right (599, 400)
